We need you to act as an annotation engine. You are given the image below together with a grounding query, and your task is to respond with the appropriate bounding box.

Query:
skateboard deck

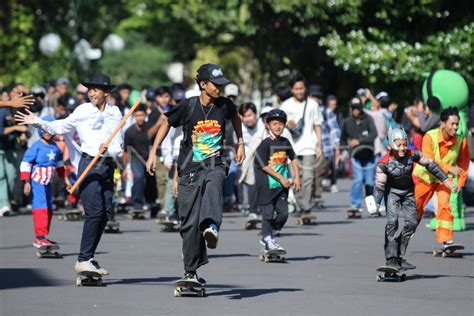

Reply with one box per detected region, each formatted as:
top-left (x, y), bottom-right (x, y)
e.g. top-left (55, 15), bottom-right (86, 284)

top-left (243, 218), bottom-right (262, 230)
top-left (160, 220), bottom-right (180, 232)
top-left (116, 202), bottom-right (132, 214)
top-left (35, 244), bottom-right (62, 259)
top-left (128, 210), bottom-right (146, 220)
top-left (76, 271), bottom-right (103, 287)
top-left (174, 279), bottom-right (206, 297)
top-left (295, 214), bottom-right (317, 225)
top-left (57, 210), bottom-right (84, 221)
top-left (104, 221), bottom-right (120, 233)
top-left (347, 208), bottom-right (362, 219)
top-left (376, 266), bottom-right (406, 282)
top-left (259, 249), bottom-right (287, 263)
top-left (432, 244), bottom-right (464, 258)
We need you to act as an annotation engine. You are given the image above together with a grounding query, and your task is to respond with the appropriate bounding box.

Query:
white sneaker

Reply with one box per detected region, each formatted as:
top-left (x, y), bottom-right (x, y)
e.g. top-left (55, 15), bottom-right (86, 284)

top-left (74, 258), bottom-right (109, 275)
top-left (0, 206), bottom-right (11, 217)
top-left (330, 185), bottom-right (339, 193)
top-left (247, 213), bottom-right (258, 221)
top-left (203, 225), bottom-right (218, 249)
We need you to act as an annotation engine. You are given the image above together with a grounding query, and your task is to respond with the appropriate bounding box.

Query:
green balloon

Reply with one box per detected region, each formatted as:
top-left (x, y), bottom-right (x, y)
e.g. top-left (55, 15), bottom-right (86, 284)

top-left (128, 90), bottom-right (141, 105)
top-left (422, 69), bottom-right (469, 112)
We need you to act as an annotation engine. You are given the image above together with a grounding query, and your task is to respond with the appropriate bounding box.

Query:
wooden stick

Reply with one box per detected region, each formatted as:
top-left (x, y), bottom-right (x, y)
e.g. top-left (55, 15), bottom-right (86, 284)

top-left (68, 98), bottom-right (142, 193)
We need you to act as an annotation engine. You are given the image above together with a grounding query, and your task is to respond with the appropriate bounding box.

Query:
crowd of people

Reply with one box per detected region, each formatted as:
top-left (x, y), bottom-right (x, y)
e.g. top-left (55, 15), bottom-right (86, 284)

top-left (1, 65), bottom-right (472, 282)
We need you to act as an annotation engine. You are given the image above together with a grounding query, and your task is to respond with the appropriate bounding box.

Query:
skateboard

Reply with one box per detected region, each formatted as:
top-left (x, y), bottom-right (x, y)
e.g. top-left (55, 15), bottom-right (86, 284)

top-left (376, 266), bottom-right (406, 282)
top-left (116, 202), bottom-right (132, 214)
top-left (57, 209), bottom-right (84, 221)
top-left (76, 271), bottom-right (104, 287)
top-left (347, 208), bottom-right (362, 219)
top-left (128, 209), bottom-right (146, 220)
top-left (160, 220), bottom-right (180, 232)
top-left (174, 278), bottom-right (206, 297)
top-left (243, 218), bottom-right (262, 230)
top-left (104, 220), bottom-right (120, 233)
top-left (295, 214), bottom-right (317, 225)
top-left (432, 244), bottom-right (464, 258)
top-left (259, 249), bottom-right (287, 263)
top-left (35, 244), bottom-right (62, 259)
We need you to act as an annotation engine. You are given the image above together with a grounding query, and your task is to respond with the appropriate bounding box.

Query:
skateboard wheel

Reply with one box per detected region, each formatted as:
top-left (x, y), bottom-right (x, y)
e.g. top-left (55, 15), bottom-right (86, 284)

top-left (401, 274), bottom-right (406, 281)
top-left (198, 289), bottom-right (205, 297)
top-left (441, 251), bottom-right (447, 258)
top-left (174, 288), bottom-right (181, 297)
top-left (264, 257), bottom-right (270, 263)
top-left (259, 255), bottom-right (265, 261)
top-left (376, 275), bottom-right (382, 282)
top-left (97, 278), bottom-right (103, 286)
top-left (432, 250), bottom-right (437, 257)
top-left (76, 277), bottom-right (82, 287)
top-left (281, 257), bottom-right (287, 263)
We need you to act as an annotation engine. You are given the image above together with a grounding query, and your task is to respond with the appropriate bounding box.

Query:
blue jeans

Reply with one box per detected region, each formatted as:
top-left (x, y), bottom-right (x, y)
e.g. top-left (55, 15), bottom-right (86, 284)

top-left (130, 156), bottom-right (158, 209)
top-left (350, 156), bottom-right (376, 208)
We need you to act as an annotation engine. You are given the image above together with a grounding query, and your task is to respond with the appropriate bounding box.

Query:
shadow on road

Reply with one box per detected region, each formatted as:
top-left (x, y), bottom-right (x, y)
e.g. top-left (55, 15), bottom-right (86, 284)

top-left (408, 274), bottom-right (474, 280)
top-left (109, 276), bottom-right (179, 285)
top-left (287, 255), bottom-right (332, 262)
top-left (0, 244), bottom-right (37, 250)
top-left (208, 253), bottom-right (253, 259)
top-left (118, 229), bottom-right (152, 233)
top-left (0, 268), bottom-right (61, 290)
top-left (316, 221), bottom-right (355, 225)
top-left (207, 287), bottom-right (303, 299)
top-left (412, 251), bottom-right (474, 257)
top-left (60, 251), bottom-right (108, 258)
top-left (279, 232), bottom-right (322, 237)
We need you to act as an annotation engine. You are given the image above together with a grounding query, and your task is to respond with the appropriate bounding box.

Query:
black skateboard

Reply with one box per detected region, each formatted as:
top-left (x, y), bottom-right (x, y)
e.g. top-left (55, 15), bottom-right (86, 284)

top-left (76, 271), bottom-right (104, 287)
top-left (35, 244), bottom-right (62, 259)
top-left (243, 218), bottom-right (262, 230)
top-left (432, 244), bottom-right (464, 258)
top-left (104, 220), bottom-right (120, 233)
top-left (57, 209), bottom-right (84, 221)
top-left (376, 266), bottom-right (406, 282)
top-left (295, 214), bottom-right (317, 225)
top-left (347, 208), bottom-right (362, 219)
top-left (128, 209), bottom-right (146, 220)
top-left (160, 220), bottom-right (180, 232)
top-left (174, 278), bottom-right (206, 297)
top-left (259, 249), bottom-right (287, 263)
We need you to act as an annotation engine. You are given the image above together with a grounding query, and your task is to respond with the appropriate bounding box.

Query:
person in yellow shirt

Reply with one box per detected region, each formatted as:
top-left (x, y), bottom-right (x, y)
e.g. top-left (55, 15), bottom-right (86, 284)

top-left (414, 107), bottom-right (470, 247)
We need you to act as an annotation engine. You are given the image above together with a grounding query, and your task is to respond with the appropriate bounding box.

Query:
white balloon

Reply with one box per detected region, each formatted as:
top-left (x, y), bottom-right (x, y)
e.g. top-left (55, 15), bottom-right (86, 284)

top-left (39, 33), bottom-right (61, 56)
top-left (103, 34), bottom-right (125, 52)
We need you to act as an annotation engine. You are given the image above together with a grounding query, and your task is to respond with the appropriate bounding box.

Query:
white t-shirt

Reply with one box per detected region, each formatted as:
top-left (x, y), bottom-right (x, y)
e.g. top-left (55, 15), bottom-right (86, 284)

top-left (280, 97), bottom-right (323, 156)
top-left (241, 119), bottom-right (264, 153)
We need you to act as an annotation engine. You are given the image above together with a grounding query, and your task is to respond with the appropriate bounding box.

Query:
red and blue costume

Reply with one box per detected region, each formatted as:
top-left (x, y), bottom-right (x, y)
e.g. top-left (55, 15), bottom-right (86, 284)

top-left (20, 139), bottom-right (65, 237)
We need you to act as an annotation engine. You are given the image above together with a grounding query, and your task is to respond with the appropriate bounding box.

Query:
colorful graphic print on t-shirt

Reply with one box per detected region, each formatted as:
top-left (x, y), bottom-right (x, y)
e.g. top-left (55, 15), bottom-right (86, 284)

top-left (191, 119), bottom-right (222, 162)
top-left (268, 151), bottom-right (289, 189)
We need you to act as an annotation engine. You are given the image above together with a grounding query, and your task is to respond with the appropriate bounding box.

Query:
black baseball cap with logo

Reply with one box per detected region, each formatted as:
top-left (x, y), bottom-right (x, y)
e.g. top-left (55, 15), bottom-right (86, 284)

top-left (196, 64), bottom-right (230, 86)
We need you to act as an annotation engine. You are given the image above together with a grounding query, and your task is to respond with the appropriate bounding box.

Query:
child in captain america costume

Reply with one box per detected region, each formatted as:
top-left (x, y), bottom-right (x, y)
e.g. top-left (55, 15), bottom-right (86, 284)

top-left (20, 116), bottom-right (71, 248)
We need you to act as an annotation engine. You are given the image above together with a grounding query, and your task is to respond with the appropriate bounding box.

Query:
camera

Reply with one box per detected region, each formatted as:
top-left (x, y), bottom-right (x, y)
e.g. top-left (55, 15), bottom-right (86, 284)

top-left (357, 88), bottom-right (366, 97)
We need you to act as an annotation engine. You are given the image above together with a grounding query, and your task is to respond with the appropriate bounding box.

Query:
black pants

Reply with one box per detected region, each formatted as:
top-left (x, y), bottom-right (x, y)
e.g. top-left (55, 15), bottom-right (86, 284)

top-left (77, 155), bottom-right (114, 261)
top-left (178, 165), bottom-right (226, 272)
top-left (260, 190), bottom-right (289, 238)
top-left (384, 189), bottom-right (417, 260)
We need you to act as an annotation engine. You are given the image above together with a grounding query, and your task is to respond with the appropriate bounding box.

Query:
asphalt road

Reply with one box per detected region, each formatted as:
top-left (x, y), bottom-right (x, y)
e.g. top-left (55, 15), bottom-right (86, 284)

top-left (1, 179), bottom-right (473, 315)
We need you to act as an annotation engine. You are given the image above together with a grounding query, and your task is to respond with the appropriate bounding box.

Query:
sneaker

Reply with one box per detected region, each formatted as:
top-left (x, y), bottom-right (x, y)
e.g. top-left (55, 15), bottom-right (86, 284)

top-left (0, 206), bottom-right (11, 217)
top-left (33, 238), bottom-right (46, 248)
top-left (74, 258), bottom-right (109, 276)
top-left (179, 272), bottom-right (201, 284)
top-left (260, 236), bottom-right (284, 252)
top-left (165, 214), bottom-right (179, 225)
top-left (399, 258), bottom-right (416, 270)
top-left (203, 224), bottom-right (218, 249)
top-left (386, 258), bottom-right (401, 270)
top-left (247, 213), bottom-right (258, 221)
top-left (330, 185), bottom-right (339, 193)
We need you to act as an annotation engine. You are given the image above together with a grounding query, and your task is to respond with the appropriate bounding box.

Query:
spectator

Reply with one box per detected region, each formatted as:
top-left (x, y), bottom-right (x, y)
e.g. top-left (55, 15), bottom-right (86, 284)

top-left (280, 73), bottom-right (323, 215)
top-left (341, 98), bottom-right (378, 211)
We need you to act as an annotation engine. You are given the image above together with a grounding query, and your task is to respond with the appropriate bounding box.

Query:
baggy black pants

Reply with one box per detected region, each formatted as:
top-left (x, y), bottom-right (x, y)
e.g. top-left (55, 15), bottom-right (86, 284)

top-left (384, 189), bottom-right (418, 260)
top-left (77, 155), bottom-right (114, 261)
top-left (178, 165), bottom-right (226, 272)
top-left (260, 190), bottom-right (289, 238)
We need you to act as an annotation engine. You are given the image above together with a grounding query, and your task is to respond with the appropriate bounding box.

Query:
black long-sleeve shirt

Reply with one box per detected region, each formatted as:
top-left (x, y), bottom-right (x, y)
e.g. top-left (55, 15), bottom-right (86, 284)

top-left (341, 112), bottom-right (378, 160)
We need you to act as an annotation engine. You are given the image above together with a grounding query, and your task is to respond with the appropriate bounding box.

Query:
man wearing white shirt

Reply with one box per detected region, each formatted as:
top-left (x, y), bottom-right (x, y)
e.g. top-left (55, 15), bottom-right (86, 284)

top-left (280, 74), bottom-right (323, 214)
top-left (15, 74), bottom-right (122, 276)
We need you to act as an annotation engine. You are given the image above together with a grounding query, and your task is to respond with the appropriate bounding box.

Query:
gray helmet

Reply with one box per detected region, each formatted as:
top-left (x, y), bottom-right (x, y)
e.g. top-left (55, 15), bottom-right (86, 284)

top-left (387, 127), bottom-right (408, 150)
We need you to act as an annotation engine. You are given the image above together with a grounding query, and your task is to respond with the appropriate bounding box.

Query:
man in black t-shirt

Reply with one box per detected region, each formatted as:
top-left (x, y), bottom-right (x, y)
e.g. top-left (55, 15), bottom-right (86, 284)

top-left (255, 109), bottom-right (301, 254)
top-left (146, 64), bottom-right (245, 285)
top-left (123, 104), bottom-right (159, 217)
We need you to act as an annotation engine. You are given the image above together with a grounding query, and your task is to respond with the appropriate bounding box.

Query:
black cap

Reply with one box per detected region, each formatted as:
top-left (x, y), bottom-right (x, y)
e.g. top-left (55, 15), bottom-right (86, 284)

top-left (81, 74), bottom-right (116, 91)
top-left (196, 64), bottom-right (230, 86)
top-left (308, 84), bottom-right (324, 98)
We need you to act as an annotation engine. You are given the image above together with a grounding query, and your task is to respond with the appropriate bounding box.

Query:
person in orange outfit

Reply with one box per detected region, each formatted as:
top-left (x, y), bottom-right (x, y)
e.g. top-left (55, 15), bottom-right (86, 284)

top-left (413, 107), bottom-right (470, 248)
